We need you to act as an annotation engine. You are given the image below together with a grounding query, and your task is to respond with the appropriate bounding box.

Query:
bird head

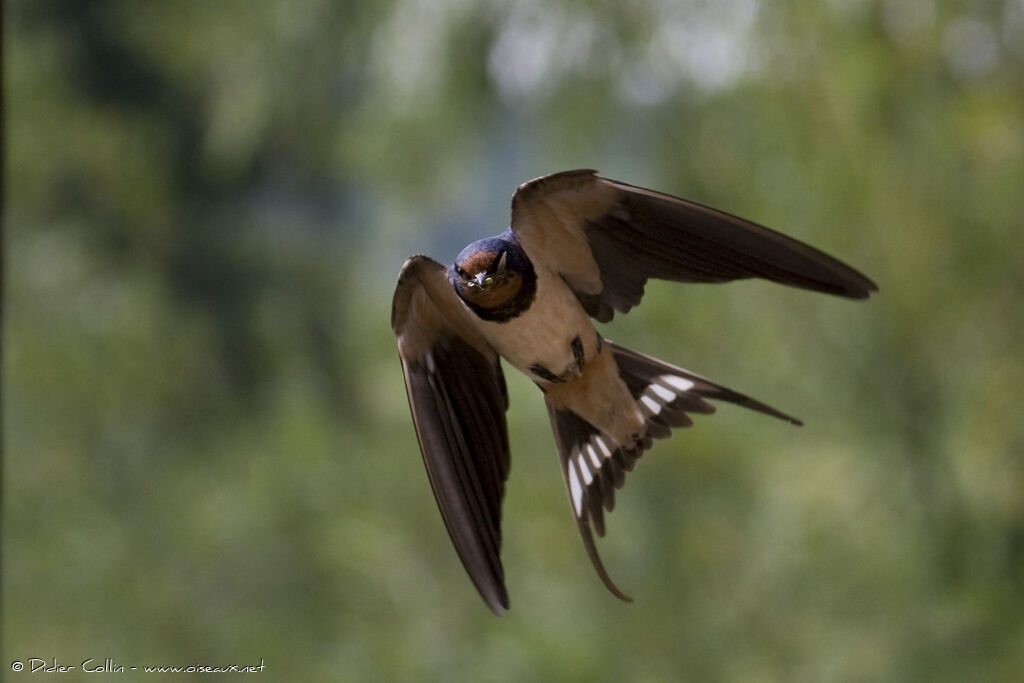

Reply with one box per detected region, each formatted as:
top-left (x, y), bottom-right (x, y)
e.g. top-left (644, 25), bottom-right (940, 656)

top-left (450, 235), bottom-right (536, 318)
top-left (455, 247), bottom-right (508, 292)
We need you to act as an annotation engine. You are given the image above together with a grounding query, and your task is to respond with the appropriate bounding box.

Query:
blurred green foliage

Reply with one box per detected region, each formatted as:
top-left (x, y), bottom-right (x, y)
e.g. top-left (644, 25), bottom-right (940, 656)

top-left (4, 0), bottom-right (1024, 680)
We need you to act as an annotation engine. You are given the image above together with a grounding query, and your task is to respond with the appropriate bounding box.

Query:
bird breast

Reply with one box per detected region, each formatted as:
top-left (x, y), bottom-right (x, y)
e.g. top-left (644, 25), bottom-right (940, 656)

top-left (477, 264), bottom-right (596, 379)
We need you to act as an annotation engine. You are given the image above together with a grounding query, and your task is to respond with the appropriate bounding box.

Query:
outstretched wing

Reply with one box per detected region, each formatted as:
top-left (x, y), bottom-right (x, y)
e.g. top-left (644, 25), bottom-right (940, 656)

top-left (391, 255), bottom-right (511, 614)
top-left (510, 169), bottom-right (877, 322)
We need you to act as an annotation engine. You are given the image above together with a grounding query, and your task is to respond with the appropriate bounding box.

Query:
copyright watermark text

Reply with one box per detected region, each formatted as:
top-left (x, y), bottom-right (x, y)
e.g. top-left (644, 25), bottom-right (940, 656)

top-left (10, 658), bottom-right (266, 674)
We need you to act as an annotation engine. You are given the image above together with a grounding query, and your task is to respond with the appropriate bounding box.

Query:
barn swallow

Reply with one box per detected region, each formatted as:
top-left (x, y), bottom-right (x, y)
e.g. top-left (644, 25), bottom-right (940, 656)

top-left (391, 169), bottom-right (876, 614)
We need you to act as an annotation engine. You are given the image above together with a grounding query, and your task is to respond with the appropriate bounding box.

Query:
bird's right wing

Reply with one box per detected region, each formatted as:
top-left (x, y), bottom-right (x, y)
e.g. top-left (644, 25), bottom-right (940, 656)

top-left (391, 255), bottom-right (512, 614)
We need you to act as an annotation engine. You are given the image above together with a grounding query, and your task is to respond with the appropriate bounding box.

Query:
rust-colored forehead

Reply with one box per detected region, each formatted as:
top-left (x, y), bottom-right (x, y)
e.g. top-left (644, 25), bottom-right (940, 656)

top-left (458, 249), bottom-right (499, 274)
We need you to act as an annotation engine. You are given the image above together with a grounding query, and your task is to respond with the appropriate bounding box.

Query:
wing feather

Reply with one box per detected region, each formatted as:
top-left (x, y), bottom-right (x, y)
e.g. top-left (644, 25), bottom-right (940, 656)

top-left (511, 169), bottom-right (877, 322)
top-left (392, 255), bottom-right (511, 614)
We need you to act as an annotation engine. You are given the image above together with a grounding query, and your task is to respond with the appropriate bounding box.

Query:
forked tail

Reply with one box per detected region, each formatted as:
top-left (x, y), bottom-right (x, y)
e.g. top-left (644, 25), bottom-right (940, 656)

top-left (545, 340), bottom-right (801, 601)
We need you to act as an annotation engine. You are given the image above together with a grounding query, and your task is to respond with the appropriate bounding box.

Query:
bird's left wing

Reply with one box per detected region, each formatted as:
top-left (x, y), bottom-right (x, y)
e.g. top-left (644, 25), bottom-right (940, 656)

top-left (391, 255), bottom-right (511, 614)
top-left (510, 169), bottom-right (877, 322)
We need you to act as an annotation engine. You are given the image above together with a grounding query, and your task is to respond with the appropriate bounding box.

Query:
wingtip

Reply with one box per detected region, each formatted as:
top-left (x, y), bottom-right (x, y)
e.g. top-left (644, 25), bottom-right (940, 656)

top-left (848, 282), bottom-right (880, 300)
top-left (464, 546), bottom-right (511, 616)
top-left (833, 268), bottom-right (879, 300)
top-left (490, 585), bottom-right (511, 615)
top-left (485, 596), bottom-right (509, 616)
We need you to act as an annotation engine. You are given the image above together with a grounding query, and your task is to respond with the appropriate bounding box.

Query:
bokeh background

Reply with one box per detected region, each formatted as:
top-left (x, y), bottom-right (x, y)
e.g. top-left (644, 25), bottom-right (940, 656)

top-left (5, 0), bottom-right (1024, 680)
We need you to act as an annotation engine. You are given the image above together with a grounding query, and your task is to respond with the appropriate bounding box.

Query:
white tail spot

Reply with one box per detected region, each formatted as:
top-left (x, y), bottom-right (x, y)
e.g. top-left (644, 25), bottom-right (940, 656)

top-left (568, 462), bottom-right (583, 516)
top-left (577, 453), bottom-right (594, 485)
top-left (586, 444), bottom-right (602, 470)
top-left (659, 374), bottom-right (695, 392)
top-left (650, 383), bottom-right (676, 403)
top-left (640, 394), bottom-right (661, 415)
top-left (594, 436), bottom-right (613, 459)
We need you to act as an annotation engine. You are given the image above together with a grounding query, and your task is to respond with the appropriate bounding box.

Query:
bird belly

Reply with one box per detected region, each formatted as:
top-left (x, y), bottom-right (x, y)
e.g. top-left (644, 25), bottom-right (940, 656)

top-left (543, 345), bottom-right (646, 445)
top-left (476, 266), bottom-right (644, 444)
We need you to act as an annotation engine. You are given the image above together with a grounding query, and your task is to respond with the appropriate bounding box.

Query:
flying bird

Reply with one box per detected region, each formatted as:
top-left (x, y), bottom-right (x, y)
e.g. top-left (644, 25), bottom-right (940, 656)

top-left (391, 169), bottom-right (876, 614)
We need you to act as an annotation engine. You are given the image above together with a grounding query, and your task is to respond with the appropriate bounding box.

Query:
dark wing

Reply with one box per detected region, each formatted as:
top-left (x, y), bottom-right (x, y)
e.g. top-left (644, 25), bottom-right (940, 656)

top-left (546, 341), bottom-right (802, 601)
top-left (510, 169), bottom-right (878, 322)
top-left (391, 255), bottom-right (511, 614)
